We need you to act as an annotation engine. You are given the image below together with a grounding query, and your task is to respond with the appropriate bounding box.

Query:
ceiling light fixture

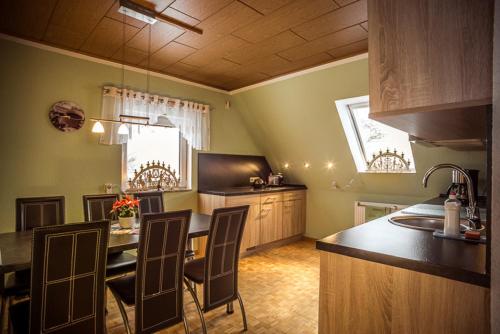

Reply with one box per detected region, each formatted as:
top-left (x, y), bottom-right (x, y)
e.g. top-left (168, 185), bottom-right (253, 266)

top-left (91, 0), bottom-right (184, 136)
top-left (90, 1), bottom-right (174, 135)
top-left (118, 0), bottom-right (157, 24)
top-left (118, 0), bottom-right (203, 34)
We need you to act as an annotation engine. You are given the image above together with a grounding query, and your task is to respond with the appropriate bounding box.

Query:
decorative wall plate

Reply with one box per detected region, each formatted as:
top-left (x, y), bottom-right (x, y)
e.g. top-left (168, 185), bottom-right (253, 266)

top-left (49, 101), bottom-right (85, 132)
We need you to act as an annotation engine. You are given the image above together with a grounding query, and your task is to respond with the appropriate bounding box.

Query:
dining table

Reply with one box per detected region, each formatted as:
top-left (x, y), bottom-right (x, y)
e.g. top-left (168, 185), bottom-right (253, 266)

top-left (0, 212), bottom-right (211, 276)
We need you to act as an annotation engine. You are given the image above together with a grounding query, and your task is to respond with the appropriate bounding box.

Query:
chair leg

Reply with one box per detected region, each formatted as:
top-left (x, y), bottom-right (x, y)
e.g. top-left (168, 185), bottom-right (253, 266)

top-left (110, 289), bottom-right (132, 334)
top-left (183, 278), bottom-right (207, 334)
top-left (6, 297), bottom-right (12, 334)
top-left (182, 307), bottom-right (190, 334)
top-left (237, 292), bottom-right (248, 332)
top-left (1, 295), bottom-right (7, 334)
top-left (226, 302), bottom-right (234, 314)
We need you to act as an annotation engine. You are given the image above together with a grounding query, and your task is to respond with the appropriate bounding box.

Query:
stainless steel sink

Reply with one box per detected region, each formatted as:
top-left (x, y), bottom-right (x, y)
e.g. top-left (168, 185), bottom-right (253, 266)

top-left (388, 215), bottom-right (476, 232)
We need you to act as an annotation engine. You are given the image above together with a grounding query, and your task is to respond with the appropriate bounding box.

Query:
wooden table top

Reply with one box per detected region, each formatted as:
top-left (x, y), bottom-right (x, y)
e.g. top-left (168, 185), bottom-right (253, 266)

top-left (0, 213), bottom-right (211, 274)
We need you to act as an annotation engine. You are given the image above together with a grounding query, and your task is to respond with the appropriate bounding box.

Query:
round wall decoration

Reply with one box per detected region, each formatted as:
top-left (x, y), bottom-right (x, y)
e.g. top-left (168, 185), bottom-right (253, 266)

top-left (49, 101), bottom-right (85, 132)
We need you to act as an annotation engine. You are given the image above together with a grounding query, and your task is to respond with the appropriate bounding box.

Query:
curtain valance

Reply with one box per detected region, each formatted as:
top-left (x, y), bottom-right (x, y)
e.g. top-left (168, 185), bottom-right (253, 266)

top-left (99, 86), bottom-right (210, 151)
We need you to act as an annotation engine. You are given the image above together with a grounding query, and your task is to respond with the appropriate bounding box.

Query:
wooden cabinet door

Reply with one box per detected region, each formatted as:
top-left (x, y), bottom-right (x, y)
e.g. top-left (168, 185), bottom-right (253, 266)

top-left (283, 199), bottom-right (304, 237)
top-left (226, 195), bottom-right (261, 252)
top-left (282, 191), bottom-right (306, 238)
top-left (241, 203), bottom-right (261, 251)
top-left (260, 194), bottom-right (283, 244)
top-left (293, 198), bottom-right (306, 235)
top-left (368, 0), bottom-right (493, 144)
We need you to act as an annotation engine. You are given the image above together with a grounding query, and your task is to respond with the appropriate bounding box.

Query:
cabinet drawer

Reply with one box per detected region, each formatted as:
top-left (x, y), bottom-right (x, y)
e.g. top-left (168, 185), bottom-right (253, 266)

top-left (283, 190), bottom-right (305, 201)
top-left (261, 193), bottom-right (283, 204)
top-left (225, 194), bottom-right (260, 206)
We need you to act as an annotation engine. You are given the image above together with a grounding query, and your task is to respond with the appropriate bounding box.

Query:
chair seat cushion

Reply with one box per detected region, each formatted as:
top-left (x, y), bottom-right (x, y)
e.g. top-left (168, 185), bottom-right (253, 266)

top-left (106, 252), bottom-right (137, 278)
top-left (107, 275), bottom-right (136, 305)
top-left (4, 270), bottom-right (30, 297)
top-left (9, 299), bottom-right (29, 334)
top-left (184, 258), bottom-right (205, 284)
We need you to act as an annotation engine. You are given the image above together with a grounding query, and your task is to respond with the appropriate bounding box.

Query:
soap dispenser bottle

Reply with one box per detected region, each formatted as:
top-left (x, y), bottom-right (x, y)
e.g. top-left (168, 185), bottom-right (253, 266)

top-left (444, 192), bottom-right (461, 236)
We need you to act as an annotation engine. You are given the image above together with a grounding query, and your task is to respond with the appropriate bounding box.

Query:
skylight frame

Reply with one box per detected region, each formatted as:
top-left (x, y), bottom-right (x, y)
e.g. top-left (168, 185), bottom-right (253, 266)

top-left (335, 95), bottom-right (416, 174)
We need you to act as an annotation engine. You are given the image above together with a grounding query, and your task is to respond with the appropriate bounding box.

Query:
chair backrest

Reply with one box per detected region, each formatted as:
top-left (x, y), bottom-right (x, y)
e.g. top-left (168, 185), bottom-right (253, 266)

top-left (16, 196), bottom-right (65, 231)
top-left (135, 210), bottom-right (192, 333)
top-left (30, 221), bottom-right (110, 334)
top-left (133, 191), bottom-right (164, 216)
top-left (83, 194), bottom-right (119, 221)
top-left (203, 205), bottom-right (249, 312)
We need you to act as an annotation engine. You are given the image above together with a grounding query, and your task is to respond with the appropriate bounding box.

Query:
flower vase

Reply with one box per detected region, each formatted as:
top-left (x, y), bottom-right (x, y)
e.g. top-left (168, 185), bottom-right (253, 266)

top-left (118, 216), bottom-right (135, 229)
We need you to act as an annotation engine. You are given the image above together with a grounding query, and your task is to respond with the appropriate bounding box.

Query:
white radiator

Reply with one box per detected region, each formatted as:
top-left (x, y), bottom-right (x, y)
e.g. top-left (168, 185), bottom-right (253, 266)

top-left (354, 201), bottom-right (409, 226)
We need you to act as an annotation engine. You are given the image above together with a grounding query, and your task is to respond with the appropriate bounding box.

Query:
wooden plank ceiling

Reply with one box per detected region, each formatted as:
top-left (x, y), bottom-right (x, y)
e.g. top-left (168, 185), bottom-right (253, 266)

top-left (0, 0), bottom-right (368, 90)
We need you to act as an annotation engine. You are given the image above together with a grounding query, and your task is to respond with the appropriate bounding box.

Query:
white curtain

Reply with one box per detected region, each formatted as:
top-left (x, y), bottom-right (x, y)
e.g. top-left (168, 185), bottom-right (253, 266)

top-left (99, 86), bottom-right (210, 151)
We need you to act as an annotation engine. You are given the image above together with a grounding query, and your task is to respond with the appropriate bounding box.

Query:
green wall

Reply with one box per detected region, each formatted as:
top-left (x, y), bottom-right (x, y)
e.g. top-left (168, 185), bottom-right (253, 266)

top-left (232, 58), bottom-right (487, 239)
top-left (0, 39), bottom-right (260, 233)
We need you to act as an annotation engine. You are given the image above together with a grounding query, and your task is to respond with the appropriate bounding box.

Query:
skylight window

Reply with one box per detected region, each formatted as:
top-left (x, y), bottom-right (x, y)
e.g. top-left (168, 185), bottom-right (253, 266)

top-left (336, 96), bottom-right (416, 173)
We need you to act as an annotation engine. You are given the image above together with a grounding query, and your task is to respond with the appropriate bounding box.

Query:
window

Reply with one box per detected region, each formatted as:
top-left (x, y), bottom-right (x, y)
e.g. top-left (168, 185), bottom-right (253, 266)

top-left (122, 126), bottom-right (191, 190)
top-left (336, 96), bottom-right (416, 173)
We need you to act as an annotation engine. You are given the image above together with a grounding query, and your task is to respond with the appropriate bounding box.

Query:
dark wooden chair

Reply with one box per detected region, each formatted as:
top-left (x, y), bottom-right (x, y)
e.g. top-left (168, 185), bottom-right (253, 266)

top-left (183, 206), bottom-right (250, 334)
top-left (132, 191), bottom-right (164, 216)
top-left (107, 210), bottom-right (192, 334)
top-left (1, 196), bottom-right (66, 329)
top-left (16, 196), bottom-right (65, 231)
top-left (129, 192), bottom-right (198, 260)
top-left (83, 193), bottom-right (119, 221)
top-left (82, 194), bottom-right (137, 278)
top-left (9, 221), bottom-right (110, 333)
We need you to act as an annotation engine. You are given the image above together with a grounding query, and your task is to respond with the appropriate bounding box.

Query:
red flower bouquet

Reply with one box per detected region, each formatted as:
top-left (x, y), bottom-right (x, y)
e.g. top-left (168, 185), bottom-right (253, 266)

top-left (111, 196), bottom-right (140, 218)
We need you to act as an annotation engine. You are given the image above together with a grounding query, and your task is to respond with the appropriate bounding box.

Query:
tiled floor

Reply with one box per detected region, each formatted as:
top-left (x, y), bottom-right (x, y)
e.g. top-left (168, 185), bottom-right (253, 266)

top-left (106, 240), bottom-right (320, 333)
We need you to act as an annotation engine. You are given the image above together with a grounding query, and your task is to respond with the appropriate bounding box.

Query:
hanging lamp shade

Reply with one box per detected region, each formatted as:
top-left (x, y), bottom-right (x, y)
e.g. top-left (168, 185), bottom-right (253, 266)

top-left (118, 123), bottom-right (129, 135)
top-left (91, 121), bottom-right (105, 133)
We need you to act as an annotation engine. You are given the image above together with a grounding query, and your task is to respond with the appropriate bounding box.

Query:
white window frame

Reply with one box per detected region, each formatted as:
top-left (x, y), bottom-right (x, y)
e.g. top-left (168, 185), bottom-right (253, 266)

top-left (121, 132), bottom-right (192, 192)
top-left (335, 95), bottom-right (416, 174)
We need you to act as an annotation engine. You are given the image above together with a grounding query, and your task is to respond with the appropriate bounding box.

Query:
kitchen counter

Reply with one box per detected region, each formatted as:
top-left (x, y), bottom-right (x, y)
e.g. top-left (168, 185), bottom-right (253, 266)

top-left (316, 198), bottom-right (489, 287)
top-left (198, 184), bottom-right (307, 196)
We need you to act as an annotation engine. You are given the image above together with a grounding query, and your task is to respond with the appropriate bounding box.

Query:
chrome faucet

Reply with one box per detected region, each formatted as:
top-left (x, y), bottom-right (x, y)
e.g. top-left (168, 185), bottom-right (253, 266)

top-left (422, 163), bottom-right (481, 229)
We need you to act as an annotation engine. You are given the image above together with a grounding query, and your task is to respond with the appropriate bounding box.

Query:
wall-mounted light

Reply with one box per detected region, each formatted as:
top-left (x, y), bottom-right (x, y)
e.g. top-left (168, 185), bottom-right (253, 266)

top-left (327, 162), bottom-right (334, 170)
top-left (283, 162), bottom-right (290, 169)
top-left (304, 162), bottom-right (310, 169)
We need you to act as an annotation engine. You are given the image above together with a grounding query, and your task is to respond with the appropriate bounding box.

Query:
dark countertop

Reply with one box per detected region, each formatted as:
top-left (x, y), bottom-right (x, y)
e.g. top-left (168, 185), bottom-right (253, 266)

top-left (316, 198), bottom-right (489, 287)
top-left (198, 184), bottom-right (307, 196)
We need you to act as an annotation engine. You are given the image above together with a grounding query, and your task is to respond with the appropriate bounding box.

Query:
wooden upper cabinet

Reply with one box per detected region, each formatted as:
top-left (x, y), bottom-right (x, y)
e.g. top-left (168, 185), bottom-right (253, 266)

top-left (368, 0), bottom-right (493, 147)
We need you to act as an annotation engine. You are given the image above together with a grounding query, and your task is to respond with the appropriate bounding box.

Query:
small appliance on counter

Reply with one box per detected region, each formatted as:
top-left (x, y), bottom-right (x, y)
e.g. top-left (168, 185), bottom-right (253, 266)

top-left (446, 169), bottom-right (479, 205)
top-left (251, 177), bottom-right (266, 189)
top-left (268, 173), bottom-right (284, 186)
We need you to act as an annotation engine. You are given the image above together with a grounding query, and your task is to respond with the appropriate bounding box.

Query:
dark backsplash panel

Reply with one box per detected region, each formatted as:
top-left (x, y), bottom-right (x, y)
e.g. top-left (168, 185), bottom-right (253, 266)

top-left (198, 153), bottom-right (272, 191)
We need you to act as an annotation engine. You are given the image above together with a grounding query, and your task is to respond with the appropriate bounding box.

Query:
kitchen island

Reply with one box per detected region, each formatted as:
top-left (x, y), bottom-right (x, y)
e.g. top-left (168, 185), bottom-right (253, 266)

top-left (316, 199), bottom-right (489, 334)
